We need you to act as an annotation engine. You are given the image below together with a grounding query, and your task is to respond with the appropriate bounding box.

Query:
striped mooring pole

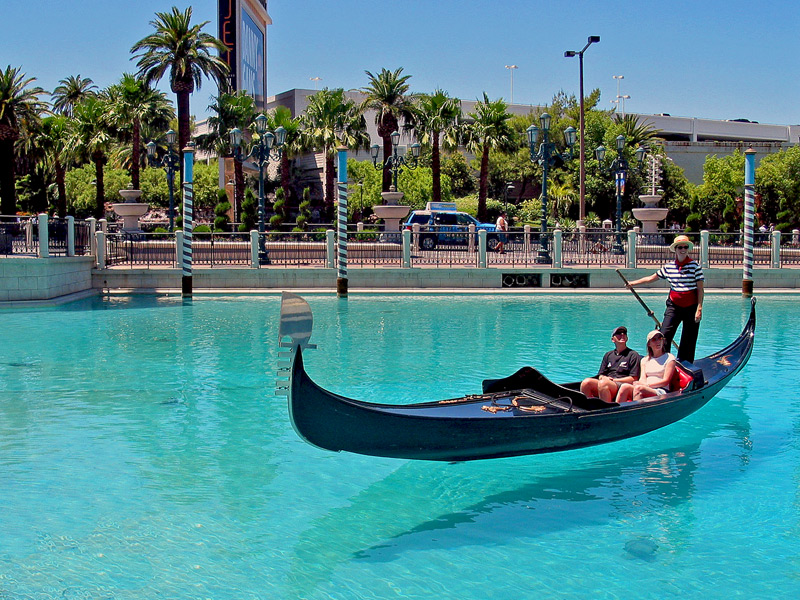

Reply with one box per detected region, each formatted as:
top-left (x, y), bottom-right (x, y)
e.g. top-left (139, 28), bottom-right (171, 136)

top-left (336, 146), bottom-right (348, 297)
top-left (742, 147), bottom-right (756, 297)
top-left (182, 142), bottom-right (195, 297)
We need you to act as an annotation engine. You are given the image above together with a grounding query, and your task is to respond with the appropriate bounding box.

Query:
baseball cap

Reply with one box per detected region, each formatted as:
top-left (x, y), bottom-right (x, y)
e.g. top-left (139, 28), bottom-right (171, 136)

top-left (612, 326), bottom-right (627, 337)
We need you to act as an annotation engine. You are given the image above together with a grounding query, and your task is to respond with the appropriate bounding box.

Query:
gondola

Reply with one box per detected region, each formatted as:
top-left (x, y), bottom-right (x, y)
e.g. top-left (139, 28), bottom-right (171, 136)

top-left (276, 292), bottom-right (755, 462)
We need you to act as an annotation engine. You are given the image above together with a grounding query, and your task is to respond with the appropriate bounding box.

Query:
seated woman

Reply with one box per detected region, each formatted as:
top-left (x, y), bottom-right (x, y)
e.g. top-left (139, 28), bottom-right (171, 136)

top-left (616, 330), bottom-right (676, 403)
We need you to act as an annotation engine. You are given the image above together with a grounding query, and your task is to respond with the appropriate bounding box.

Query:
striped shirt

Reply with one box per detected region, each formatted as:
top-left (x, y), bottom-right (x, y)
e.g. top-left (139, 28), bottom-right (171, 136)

top-left (657, 259), bottom-right (704, 306)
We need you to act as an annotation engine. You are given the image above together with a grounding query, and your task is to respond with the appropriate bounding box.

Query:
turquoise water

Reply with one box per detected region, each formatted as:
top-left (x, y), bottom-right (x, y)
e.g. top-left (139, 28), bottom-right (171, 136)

top-left (0, 293), bottom-right (797, 599)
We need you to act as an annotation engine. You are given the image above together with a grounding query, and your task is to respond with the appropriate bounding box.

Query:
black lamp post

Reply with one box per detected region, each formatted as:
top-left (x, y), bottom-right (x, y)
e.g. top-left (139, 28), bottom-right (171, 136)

top-left (146, 129), bottom-right (179, 231)
top-left (370, 131), bottom-right (421, 192)
top-left (564, 35), bottom-right (600, 226)
top-left (526, 113), bottom-right (577, 263)
top-left (229, 114), bottom-right (286, 264)
top-left (595, 134), bottom-right (646, 254)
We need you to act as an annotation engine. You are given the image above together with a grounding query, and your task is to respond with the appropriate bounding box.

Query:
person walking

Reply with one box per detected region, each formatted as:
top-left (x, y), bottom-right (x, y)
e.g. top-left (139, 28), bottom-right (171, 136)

top-left (495, 211), bottom-right (508, 254)
top-left (625, 234), bottom-right (704, 362)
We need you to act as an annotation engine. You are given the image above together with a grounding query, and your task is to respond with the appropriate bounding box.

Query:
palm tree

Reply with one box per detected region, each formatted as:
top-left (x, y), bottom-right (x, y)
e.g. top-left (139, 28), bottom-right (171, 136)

top-left (264, 105), bottom-right (302, 209)
top-left (51, 75), bottom-right (97, 117)
top-left (131, 6), bottom-right (229, 182)
top-left (302, 88), bottom-right (369, 209)
top-left (414, 90), bottom-right (461, 204)
top-left (36, 115), bottom-right (72, 217)
top-left (614, 113), bottom-right (660, 148)
top-left (0, 66), bottom-right (47, 215)
top-left (105, 73), bottom-right (174, 189)
top-left (360, 67), bottom-right (416, 192)
top-left (195, 90), bottom-right (255, 220)
top-left (68, 96), bottom-right (114, 219)
top-left (465, 93), bottom-right (515, 221)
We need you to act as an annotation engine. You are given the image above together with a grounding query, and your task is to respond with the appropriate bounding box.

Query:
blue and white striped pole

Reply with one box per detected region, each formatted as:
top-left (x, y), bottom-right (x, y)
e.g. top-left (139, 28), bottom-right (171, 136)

top-left (336, 146), bottom-right (348, 297)
top-left (742, 147), bottom-right (755, 297)
top-left (182, 142), bottom-right (195, 297)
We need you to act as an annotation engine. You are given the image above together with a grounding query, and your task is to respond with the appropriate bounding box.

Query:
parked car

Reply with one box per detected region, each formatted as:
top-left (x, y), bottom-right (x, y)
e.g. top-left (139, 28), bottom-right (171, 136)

top-left (404, 203), bottom-right (499, 251)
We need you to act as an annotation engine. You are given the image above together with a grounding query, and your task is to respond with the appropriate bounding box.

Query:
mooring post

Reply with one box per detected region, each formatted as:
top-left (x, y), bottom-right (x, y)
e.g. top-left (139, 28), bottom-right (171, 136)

top-left (742, 148), bottom-right (756, 297)
top-left (182, 143), bottom-right (195, 297)
top-left (336, 146), bottom-right (348, 297)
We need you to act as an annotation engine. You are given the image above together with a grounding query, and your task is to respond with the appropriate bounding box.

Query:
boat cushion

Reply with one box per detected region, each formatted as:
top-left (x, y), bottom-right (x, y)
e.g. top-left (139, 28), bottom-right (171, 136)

top-left (671, 361), bottom-right (704, 392)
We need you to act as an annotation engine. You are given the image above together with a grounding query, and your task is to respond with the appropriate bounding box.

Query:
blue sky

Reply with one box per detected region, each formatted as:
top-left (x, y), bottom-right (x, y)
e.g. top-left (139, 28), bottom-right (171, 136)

top-left (2, 0), bottom-right (797, 125)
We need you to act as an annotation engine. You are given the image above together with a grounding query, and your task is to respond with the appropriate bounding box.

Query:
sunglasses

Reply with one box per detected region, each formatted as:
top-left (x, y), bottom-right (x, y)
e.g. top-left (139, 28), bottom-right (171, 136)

top-left (675, 245), bottom-right (690, 250)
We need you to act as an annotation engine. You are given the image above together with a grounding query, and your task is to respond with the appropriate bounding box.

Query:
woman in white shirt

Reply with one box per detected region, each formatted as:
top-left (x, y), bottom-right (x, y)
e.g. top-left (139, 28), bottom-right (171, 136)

top-left (616, 330), bottom-right (676, 402)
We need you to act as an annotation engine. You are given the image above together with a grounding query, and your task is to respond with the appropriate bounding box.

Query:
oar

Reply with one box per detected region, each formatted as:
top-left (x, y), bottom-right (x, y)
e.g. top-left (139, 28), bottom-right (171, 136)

top-left (615, 269), bottom-right (680, 351)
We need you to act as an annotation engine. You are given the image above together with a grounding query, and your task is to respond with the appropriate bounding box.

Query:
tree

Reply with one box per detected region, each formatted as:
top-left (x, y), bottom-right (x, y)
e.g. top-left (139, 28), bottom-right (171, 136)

top-left (68, 96), bottom-right (114, 218)
top-left (361, 67), bottom-right (416, 192)
top-left (465, 93), bottom-right (515, 221)
top-left (0, 66), bottom-right (47, 215)
top-left (195, 90), bottom-right (255, 220)
top-left (36, 115), bottom-right (72, 217)
top-left (414, 90), bottom-right (461, 204)
top-left (105, 73), bottom-right (174, 189)
top-left (693, 151), bottom-right (745, 229)
top-left (755, 145), bottom-right (800, 231)
top-left (264, 105), bottom-right (302, 208)
top-left (132, 6), bottom-right (229, 183)
top-left (302, 88), bottom-right (369, 210)
top-left (51, 75), bottom-right (97, 117)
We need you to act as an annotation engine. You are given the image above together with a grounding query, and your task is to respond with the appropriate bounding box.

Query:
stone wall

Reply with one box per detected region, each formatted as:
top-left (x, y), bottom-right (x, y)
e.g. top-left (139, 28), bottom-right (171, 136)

top-left (0, 257), bottom-right (94, 301)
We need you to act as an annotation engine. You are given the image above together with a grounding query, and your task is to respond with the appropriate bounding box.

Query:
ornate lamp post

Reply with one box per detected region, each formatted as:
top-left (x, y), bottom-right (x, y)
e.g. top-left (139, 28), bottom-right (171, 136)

top-left (370, 131), bottom-right (421, 192)
top-left (146, 129), bottom-right (180, 231)
top-left (526, 113), bottom-right (577, 263)
top-left (595, 134), bottom-right (646, 254)
top-left (229, 114), bottom-right (286, 265)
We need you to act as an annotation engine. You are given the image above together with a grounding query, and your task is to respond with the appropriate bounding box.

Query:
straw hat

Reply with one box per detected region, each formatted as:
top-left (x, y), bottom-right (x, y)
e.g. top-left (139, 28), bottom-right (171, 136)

top-left (669, 234), bottom-right (694, 252)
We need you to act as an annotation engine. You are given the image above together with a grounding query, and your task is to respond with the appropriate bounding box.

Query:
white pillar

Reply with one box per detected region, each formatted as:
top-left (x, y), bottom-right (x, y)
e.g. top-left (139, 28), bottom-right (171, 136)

top-left (402, 228), bottom-right (411, 268)
top-left (175, 230), bottom-right (184, 267)
top-left (627, 230), bottom-right (637, 268)
top-left (478, 230), bottom-right (487, 268)
top-left (771, 230), bottom-right (781, 269)
top-left (87, 217), bottom-right (97, 257)
top-left (553, 229), bottom-right (563, 268)
top-left (700, 230), bottom-right (710, 269)
top-left (326, 229), bottom-right (335, 269)
top-left (66, 216), bottom-right (75, 257)
top-left (95, 230), bottom-right (106, 267)
top-left (250, 230), bottom-right (259, 268)
top-left (38, 213), bottom-right (49, 258)
top-left (468, 223), bottom-right (476, 253)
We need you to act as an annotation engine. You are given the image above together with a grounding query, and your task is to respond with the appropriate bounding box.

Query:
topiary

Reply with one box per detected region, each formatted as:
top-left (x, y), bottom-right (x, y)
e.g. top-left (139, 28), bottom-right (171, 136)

top-left (685, 213), bottom-right (703, 232)
top-left (271, 187), bottom-right (285, 230)
top-left (239, 188), bottom-right (258, 232)
top-left (293, 187), bottom-right (311, 232)
top-left (214, 188), bottom-right (232, 232)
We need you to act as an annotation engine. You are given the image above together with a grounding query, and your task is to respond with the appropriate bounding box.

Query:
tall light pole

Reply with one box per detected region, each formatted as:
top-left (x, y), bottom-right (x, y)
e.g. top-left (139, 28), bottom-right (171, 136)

top-left (229, 114), bottom-right (286, 265)
top-left (310, 76), bottom-right (322, 90)
top-left (370, 131), bottom-right (421, 192)
top-left (505, 65), bottom-right (518, 104)
top-left (527, 113), bottom-right (577, 263)
top-left (618, 94), bottom-right (631, 118)
top-left (613, 74), bottom-right (624, 106)
top-left (564, 35), bottom-right (600, 227)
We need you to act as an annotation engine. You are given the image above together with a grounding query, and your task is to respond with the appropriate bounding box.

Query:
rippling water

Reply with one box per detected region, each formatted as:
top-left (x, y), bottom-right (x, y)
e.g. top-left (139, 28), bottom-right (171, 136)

top-left (0, 293), bottom-right (797, 598)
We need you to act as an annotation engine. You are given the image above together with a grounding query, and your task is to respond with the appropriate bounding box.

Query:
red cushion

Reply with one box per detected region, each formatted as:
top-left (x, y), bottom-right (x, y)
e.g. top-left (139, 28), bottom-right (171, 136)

top-left (670, 365), bottom-right (694, 392)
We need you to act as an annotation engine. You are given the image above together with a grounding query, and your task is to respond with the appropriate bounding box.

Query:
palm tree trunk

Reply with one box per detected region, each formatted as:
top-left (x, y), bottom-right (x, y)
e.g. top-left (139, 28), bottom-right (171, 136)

top-left (177, 90), bottom-right (190, 192)
top-left (281, 152), bottom-right (291, 214)
top-left (478, 145), bottom-right (490, 222)
top-left (132, 118), bottom-right (141, 189)
top-left (431, 132), bottom-right (441, 204)
top-left (93, 154), bottom-right (105, 220)
top-left (381, 135), bottom-right (392, 192)
top-left (0, 138), bottom-right (16, 215)
top-left (56, 161), bottom-right (67, 218)
top-left (234, 158), bottom-right (244, 224)
top-left (325, 151), bottom-right (335, 212)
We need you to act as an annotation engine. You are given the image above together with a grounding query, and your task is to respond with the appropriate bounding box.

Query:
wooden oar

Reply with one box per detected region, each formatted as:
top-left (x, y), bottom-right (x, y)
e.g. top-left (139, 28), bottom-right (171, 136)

top-left (615, 269), bottom-right (680, 351)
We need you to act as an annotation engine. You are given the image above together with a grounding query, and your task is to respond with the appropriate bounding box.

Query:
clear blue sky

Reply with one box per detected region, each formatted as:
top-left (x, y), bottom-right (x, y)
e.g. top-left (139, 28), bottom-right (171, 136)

top-left (2, 0), bottom-right (797, 125)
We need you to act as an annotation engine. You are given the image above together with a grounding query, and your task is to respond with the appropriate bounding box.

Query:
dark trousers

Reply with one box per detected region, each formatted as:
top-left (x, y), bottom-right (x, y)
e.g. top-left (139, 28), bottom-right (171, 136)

top-left (662, 299), bottom-right (700, 363)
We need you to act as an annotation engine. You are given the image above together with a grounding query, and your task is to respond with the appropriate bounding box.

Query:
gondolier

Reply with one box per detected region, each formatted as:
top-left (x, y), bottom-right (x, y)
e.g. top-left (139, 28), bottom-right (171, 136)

top-left (625, 234), bottom-right (704, 362)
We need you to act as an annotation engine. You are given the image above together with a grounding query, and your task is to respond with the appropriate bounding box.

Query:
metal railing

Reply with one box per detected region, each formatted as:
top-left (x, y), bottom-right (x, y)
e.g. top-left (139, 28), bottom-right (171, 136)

top-left (191, 232), bottom-right (251, 267)
top-left (0, 215), bottom-right (38, 256)
top-left (562, 232), bottom-right (626, 267)
top-left (106, 232), bottom-right (177, 268)
top-left (262, 231), bottom-right (328, 267)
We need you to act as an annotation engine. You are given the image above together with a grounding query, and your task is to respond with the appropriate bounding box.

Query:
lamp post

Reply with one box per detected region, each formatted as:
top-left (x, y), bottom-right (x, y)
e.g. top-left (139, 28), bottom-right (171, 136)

top-left (503, 182), bottom-right (514, 213)
top-left (595, 134), bottom-right (646, 254)
top-left (505, 65), bottom-right (518, 104)
top-left (527, 113), bottom-right (577, 263)
top-left (229, 114), bottom-right (286, 265)
top-left (370, 131), bottom-right (421, 192)
top-left (146, 129), bottom-right (180, 231)
top-left (564, 35), bottom-right (600, 226)
top-left (618, 94), bottom-right (631, 118)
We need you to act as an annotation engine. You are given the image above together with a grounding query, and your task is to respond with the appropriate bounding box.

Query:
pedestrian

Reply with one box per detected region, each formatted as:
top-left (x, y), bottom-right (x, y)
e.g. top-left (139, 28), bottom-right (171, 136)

top-left (625, 234), bottom-right (704, 362)
top-left (495, 211), bottom-right (508, 254)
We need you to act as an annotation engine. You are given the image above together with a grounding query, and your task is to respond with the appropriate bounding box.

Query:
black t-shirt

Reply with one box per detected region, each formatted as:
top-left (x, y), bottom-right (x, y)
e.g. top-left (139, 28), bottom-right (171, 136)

top-left (597, 347), bottom-right (641, 379)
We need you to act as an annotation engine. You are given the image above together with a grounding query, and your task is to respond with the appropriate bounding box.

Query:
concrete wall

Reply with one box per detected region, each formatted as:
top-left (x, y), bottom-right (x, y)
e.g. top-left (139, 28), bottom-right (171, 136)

top-left (0, 257), bottom-right (94, 301)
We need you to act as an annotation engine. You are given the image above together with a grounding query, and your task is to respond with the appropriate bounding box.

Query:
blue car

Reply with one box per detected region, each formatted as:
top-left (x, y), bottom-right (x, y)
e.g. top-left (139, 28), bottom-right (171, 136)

top-left (404, 204), bottom-right (499, 251)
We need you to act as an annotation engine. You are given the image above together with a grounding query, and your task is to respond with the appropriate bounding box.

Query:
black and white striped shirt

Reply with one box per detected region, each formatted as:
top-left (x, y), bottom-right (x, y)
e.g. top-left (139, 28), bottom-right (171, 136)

top-left (657, 260), bottom-right (704, 294)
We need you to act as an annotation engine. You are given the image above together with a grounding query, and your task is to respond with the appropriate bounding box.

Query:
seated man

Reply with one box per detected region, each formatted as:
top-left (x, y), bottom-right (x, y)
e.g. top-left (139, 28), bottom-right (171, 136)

top-left (580, 326), bottom-right (642, 403)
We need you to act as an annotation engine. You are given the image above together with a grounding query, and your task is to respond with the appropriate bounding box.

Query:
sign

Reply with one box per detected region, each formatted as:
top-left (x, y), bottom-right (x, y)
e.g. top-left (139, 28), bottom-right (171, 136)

top-left (218, 0), bottom-right (237, 90)
top-left (240, 9), bottom-right (265, 105)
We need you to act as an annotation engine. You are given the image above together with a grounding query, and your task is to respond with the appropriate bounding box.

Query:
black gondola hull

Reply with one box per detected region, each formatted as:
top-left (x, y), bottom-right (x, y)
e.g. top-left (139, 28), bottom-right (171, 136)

top-left (283, 296), bottom-right (755, 461)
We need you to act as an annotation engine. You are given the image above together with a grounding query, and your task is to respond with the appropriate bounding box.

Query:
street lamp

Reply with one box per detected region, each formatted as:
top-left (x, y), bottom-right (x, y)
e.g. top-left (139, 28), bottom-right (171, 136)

top-left (229, 114), bottom-right (286, 264)
top-left (505, 65), bottom-right (518, 104)
top-left (370, 131), bottom-right (421, 192)
top-left (564, 35), bottom-right (600, 226)
top-left (595, 134), bottom-right (646, 254)
top-left (146, 129), bottom-right (179, 231)
top-left (503, 182), bottom-right (514, 213)
top-left (527, 112), bottom-right (577, 263)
